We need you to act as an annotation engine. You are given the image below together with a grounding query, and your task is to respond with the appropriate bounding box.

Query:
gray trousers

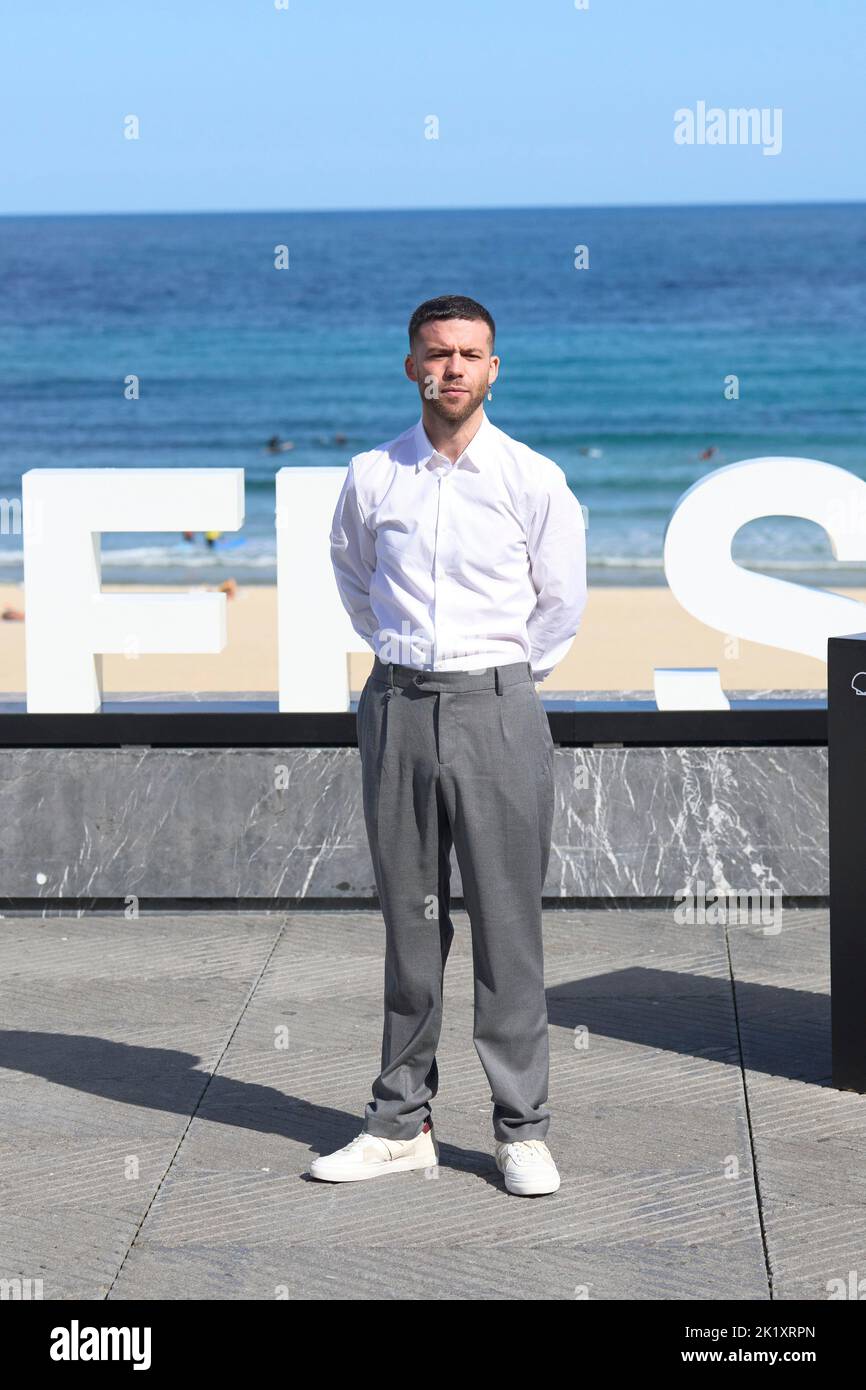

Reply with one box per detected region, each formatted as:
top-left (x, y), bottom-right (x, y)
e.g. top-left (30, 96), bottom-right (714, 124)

top-left (356, 655), bottom-right (555, 1144)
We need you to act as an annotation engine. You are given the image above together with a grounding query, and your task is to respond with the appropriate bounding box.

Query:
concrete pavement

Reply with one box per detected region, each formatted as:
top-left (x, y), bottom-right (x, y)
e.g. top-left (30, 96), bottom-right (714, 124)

top-left (0, 904), bottom-right (860, 1301)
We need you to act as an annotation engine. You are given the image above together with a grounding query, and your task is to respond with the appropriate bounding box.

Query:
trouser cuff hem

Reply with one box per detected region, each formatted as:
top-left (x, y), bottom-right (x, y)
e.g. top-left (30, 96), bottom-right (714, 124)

top-left (364, 1117), bottom-right (430, 1141)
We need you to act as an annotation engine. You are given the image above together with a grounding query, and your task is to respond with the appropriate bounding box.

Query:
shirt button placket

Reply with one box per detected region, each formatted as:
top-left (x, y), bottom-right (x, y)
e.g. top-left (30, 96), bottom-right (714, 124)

top-left (432, 465), bottom-right (444, 668)
top-left (431, 455), bottom-right (456, 670)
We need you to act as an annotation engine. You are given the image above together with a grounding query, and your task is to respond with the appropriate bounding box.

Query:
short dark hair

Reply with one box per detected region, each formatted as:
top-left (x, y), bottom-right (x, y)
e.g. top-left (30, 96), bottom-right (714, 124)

top-left (408, 295), bottom-right (495, 351)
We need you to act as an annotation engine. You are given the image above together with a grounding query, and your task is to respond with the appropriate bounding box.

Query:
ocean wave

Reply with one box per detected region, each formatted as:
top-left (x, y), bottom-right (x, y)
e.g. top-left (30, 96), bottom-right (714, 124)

top-left (2, 544), bottom-right (866, 580)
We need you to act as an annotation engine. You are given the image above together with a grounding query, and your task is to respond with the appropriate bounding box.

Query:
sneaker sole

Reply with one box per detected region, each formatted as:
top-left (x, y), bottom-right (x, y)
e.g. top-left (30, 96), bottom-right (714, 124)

top-left (309, 1154), bottom-right (438, 1183)
top-left (502, 1171), bottom-right (561, 1196)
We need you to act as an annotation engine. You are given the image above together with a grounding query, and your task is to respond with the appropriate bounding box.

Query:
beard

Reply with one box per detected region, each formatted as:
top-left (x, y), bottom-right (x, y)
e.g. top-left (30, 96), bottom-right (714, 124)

top-left (425, 379), bottom-right (488, 427)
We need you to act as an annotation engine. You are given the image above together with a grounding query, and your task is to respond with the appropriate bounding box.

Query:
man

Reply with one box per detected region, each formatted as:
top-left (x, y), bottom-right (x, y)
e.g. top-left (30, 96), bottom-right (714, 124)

top-left (315, 294), bottom-right (587, 1196)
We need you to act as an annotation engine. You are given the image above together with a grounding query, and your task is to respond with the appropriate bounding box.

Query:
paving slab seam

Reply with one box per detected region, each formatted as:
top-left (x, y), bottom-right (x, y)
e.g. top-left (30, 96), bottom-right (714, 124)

top-left (103, 915), bottom-right (290, 1299)
top-left (724, 921), bottom-right (774, 1300)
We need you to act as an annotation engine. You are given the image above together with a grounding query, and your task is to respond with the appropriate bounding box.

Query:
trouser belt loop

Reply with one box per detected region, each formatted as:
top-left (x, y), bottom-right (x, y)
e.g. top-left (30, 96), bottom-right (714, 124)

top-left (494, 666), bottom-right (502, 695)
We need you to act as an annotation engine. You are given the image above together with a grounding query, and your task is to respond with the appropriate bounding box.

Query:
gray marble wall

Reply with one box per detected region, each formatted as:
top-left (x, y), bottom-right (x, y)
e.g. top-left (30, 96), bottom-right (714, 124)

top-left (0, 742), bottom-right (827, 901)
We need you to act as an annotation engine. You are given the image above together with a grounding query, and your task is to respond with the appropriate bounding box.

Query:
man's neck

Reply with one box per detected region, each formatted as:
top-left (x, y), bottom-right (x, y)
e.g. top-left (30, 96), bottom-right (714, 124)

top-left (421, 404), bottom-right (485, 464)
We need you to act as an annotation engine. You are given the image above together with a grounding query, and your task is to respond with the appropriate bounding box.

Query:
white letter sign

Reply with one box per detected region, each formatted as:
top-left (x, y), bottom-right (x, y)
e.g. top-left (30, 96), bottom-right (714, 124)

top-left (22, 468), bottom-right (245, 712)
top-left (659, 457), bottom-right (866, 707)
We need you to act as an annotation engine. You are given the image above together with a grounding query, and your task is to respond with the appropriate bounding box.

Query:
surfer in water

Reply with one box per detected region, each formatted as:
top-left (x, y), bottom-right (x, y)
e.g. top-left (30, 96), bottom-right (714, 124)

top-left (182, 530), bottom-right (223, 549)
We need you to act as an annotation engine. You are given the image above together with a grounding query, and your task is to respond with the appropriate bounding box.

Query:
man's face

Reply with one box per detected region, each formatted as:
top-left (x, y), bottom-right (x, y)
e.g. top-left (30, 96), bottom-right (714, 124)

top-left (405, 318), bottom-right (499, 426)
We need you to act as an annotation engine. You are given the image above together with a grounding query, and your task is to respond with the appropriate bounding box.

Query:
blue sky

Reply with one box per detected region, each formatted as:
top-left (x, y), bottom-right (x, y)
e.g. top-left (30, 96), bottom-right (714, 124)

top-left (1, 0), bottom-right (863, 214)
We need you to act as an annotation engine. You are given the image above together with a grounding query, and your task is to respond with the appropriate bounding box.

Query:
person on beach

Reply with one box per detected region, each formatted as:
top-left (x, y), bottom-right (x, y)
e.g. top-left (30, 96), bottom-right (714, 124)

top-left (321, 294), bottom-right (587, 1196)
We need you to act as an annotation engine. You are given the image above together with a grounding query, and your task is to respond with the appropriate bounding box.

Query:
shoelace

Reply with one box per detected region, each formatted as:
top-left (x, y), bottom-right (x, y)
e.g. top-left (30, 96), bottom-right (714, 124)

top-left (341, 1133), bottom-right (369, 1151)
top-left (501, 1139), bottom-right (551, 1164)
top-left (341, 1130), bottom-right (403, 1153)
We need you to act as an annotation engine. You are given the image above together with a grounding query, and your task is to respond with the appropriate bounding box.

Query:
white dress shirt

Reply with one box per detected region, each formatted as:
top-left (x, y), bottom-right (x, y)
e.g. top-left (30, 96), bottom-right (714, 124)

top-left (329, 410), bottom-right (587, 680)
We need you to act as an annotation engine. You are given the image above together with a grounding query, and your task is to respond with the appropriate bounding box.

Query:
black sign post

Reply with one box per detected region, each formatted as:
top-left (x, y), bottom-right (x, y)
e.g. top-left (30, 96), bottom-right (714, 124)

top-left (828, 630), bottom-right (866, 1091)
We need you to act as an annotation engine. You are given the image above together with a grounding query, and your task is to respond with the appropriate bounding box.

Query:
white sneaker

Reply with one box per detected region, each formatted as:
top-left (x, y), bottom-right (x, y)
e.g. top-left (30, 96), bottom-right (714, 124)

top-left (494, 1138), bottom-right (560, 1196)
top-left (309, 1119), bottom-right (439, 1182)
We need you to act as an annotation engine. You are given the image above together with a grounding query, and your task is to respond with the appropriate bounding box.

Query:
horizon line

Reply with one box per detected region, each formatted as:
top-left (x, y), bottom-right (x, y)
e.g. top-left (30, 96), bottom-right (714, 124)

top-left (0, 196), bottom-right (864, 220)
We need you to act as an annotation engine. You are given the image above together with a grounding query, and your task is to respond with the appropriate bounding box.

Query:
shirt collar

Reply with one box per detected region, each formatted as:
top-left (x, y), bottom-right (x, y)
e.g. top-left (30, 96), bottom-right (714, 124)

top-left (413, 410), bottom-right (493, 474)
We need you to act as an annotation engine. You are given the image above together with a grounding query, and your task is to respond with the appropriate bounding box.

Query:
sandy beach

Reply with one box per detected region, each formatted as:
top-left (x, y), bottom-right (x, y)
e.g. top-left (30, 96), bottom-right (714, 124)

top-left (0, 579), bottom-right (851, 695)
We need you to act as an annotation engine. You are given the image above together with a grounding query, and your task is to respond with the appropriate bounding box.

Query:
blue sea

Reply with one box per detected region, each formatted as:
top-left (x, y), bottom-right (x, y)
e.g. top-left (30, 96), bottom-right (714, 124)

top-left (0, 203), bottom-right (864, 587)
